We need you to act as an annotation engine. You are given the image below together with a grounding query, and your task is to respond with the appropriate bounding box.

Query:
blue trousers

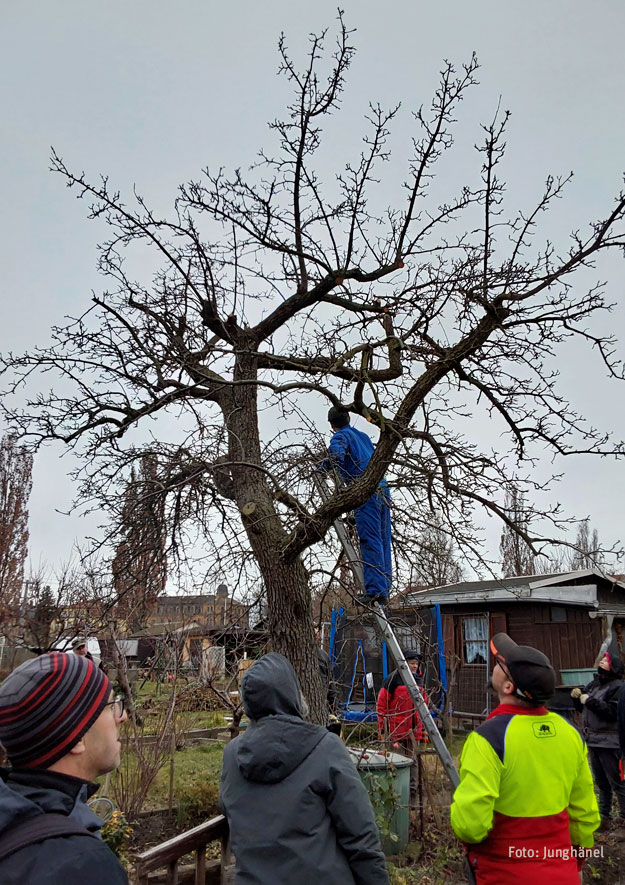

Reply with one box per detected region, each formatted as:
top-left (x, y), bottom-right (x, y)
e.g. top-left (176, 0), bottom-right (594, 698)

top-left (354, 485), bottom-right (392, 598)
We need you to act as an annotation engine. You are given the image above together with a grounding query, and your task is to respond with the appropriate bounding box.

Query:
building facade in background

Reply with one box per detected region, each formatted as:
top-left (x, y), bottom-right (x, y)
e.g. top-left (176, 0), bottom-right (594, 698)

top-left (145, 584), bottom-right (249, 631)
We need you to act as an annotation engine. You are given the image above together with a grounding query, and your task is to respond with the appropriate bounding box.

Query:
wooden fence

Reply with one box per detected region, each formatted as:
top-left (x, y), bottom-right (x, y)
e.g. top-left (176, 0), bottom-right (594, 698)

top-left (135, 814), bottom-right (230, 885)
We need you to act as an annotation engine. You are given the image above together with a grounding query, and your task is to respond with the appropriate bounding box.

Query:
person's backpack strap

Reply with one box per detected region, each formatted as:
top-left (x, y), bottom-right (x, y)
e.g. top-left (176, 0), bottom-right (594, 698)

top-left (0, 812), bottom-right (95, 862)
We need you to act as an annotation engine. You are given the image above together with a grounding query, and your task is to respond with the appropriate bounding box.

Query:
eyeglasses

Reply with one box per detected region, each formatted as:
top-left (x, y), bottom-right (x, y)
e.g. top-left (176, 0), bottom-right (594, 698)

top-left (105, 695), bottom-right (125, 719)
top-left (495, 658), bottom-right (514, 682)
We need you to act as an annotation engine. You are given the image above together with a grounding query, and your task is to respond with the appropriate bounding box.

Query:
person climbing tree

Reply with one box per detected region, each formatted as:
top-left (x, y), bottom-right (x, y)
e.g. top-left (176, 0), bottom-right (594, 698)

top-left (317, 407), bottom-right (392, 604)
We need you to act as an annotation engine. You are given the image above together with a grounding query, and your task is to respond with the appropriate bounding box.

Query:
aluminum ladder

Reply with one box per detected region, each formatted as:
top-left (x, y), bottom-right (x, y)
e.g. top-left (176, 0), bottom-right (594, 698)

top-left (314, 474), bottom-right (460, 788)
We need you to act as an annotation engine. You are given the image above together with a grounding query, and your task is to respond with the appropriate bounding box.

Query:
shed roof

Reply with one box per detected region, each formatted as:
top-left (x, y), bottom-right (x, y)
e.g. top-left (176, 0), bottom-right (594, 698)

top-left (400, 569), bottom-right (625, 609)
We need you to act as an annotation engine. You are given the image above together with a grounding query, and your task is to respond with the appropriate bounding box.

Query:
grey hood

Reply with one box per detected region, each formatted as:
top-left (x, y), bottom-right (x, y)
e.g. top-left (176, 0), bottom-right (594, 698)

top-left (237, 653), bottom-right (326, 784)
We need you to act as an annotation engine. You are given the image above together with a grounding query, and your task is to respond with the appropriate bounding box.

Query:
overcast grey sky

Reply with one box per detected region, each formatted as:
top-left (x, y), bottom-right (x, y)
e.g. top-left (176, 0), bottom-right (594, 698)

top-left (1, 0), bottom-right (624, 573)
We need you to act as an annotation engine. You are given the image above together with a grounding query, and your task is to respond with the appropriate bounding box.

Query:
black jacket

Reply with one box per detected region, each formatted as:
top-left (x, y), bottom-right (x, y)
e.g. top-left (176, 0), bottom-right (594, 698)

top-left (0, 768), bottom-right (128, 885)
top-left (578, 658), bottom-right (624, 749)
top-left (220, 653), bottom-right (389, 884)
top-left (618, 682), bottom-right (625, 757)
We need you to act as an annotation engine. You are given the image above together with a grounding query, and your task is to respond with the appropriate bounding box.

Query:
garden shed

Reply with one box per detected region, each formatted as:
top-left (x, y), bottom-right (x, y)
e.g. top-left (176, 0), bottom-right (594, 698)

top-left (394, 570), bottom-right (625, 717)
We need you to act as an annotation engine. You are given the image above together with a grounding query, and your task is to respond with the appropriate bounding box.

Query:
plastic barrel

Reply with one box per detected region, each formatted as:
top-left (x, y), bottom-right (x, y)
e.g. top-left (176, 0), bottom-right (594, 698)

top-left (348, 748), bottom-right (412, 854)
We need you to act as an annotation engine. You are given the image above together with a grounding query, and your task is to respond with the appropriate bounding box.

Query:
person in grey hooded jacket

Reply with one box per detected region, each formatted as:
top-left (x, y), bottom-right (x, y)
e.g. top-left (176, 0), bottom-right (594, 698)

top-left (219, 653), bottom-right (389, 884)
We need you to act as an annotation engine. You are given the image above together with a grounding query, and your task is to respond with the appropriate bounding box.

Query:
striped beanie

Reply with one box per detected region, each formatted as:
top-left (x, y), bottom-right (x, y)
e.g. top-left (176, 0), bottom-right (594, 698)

top-left (0, 652), bottom-right (110, 768)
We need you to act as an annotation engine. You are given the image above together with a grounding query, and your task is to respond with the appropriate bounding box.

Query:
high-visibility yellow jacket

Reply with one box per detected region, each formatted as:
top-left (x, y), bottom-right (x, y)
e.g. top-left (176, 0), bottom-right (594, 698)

top-left (450, 704), bottom-right (599, 884)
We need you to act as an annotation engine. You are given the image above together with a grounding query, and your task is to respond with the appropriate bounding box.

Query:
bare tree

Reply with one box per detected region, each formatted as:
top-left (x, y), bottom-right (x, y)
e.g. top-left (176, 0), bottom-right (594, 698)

top-left (195, 652), bottom-right (247, 743)
top-left (111, 639), bottom-right (184, 817)
top-left (2, 19), bottom-right (625, 719)
top-left (538, 544), bottom-right (568, 575)
top-left (0, 433), bottom-right (32, 625)
top-left (112, 453), bottom-right (168, 632)
top-left (568, 519), bottom-right (601, 571)
top-left (11, 562), bottom-right (110, 655)
top-left (409, 515), bottom-right (464, 588)
top-left (24, 581), bottom-right (57, 654)
top-left (499, 486), bottom-right (536, 577)
top-left (311, 518), bottom-right (362, 626)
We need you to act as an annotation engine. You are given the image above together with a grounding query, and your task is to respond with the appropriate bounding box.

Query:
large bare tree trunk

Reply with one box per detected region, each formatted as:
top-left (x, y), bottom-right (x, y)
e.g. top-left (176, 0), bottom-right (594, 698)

top-left (253, 536), bottom-right (326, 723)
top-left (227, 350), bottom-right (326, 723)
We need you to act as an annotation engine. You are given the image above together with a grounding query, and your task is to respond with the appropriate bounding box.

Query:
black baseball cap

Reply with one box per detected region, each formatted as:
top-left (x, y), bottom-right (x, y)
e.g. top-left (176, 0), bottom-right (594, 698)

top-left (490, 633), bottom-right (555, 705)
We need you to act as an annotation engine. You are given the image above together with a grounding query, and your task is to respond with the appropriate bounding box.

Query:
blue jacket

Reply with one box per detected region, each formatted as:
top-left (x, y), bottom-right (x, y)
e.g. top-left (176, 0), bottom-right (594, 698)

top-left (0, 768), bottom-right (127, 884)
top-left (320, 425), bottom-right (385, 487)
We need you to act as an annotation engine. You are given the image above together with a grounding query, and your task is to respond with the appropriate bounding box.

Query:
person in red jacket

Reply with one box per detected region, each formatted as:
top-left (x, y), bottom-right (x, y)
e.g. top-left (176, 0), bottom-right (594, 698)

top-left (376, 651), bottom-right (428, 745)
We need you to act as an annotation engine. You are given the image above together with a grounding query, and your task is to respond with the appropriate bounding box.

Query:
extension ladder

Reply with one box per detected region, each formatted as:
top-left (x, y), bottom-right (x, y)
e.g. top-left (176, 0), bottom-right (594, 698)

top-left (314, 474), bottom-right (460, 788)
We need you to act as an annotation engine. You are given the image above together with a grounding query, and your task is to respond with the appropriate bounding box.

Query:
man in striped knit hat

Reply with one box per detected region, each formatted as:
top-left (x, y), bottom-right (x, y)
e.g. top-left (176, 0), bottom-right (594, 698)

top-left (0, 651), bottom-right (128, 884)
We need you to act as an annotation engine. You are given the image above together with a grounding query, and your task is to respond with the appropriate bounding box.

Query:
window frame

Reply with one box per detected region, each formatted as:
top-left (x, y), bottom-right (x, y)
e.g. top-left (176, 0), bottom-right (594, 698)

top-left (460, 614), bottom-right (489, 665)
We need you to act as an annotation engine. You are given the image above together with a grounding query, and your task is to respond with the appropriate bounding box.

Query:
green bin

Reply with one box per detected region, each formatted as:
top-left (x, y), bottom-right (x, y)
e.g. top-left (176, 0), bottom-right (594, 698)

top-left (349, 748), bottom-right (412, 855)
top-left (559, 668), bottom-right (595, 686)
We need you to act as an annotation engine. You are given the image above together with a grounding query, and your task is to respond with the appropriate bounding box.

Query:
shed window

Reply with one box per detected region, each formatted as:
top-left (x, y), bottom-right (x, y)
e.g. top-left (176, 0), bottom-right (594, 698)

top-left (550, 606), bottom-right (567, 623)
top-left (394, 626), bottom-right (421, 655)
top-left (462, 616), bottom-right (488, 664)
